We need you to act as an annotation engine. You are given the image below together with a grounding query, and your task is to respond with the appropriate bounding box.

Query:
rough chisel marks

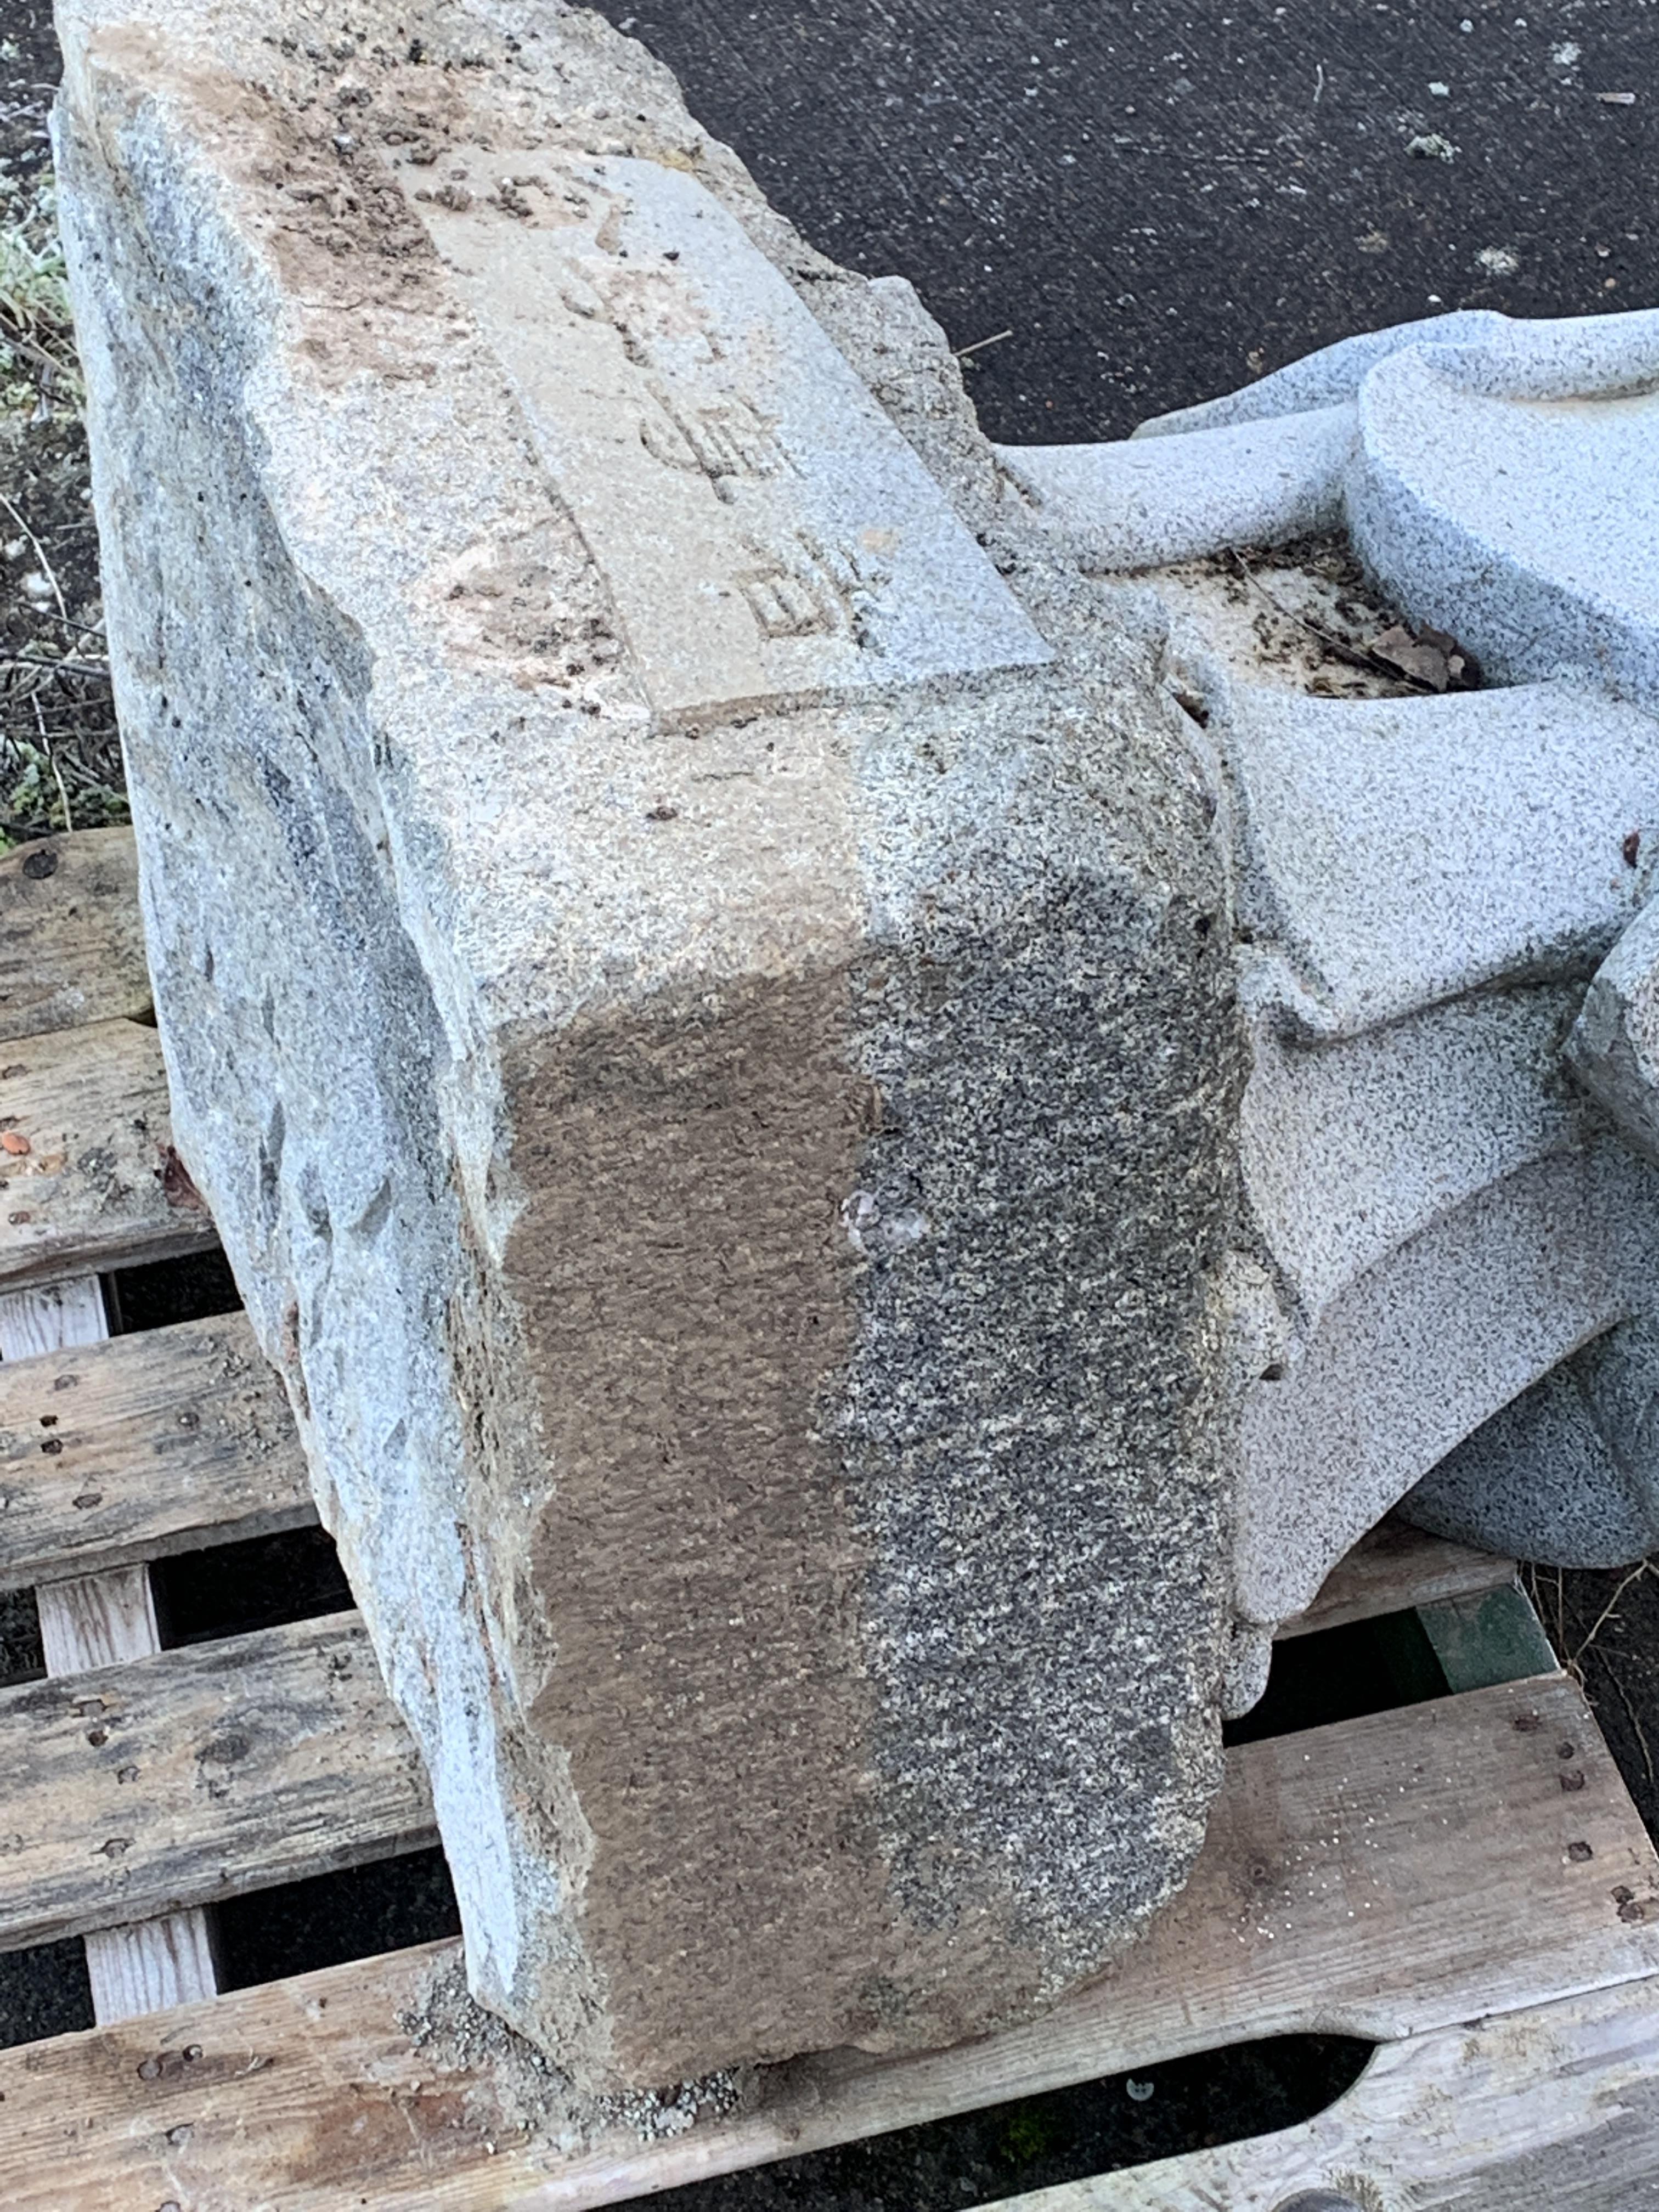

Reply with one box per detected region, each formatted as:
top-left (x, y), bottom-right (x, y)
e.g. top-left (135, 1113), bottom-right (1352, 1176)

top-left (410, 155), bottom-right (1051, 719)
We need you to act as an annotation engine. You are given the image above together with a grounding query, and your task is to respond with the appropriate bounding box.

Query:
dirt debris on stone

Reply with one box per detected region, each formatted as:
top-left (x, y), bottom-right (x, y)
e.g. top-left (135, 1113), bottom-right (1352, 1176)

top-left (1150, 535), bottom-right (1444, 703)
top-left (397, 1951), bottom-right (752, 2154)
top-left (1365, 620), bottom-right (1480, 693)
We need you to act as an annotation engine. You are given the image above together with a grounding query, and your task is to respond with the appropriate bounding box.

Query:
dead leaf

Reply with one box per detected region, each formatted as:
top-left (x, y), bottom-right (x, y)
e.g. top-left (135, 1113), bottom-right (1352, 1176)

top-left (155, 1145), bottom-right (208, 1213)
top-left (1367, 621), bottom-right (1481, 692)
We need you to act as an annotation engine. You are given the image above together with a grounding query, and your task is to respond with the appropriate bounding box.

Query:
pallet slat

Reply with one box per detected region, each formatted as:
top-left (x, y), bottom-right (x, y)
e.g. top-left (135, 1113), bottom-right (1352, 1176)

top-left (38, 1567), bottom-right (222, 2023)
top-left (1284, 1510), bottom-right (1515, 1638)
top-left (0, 1017), bottom-right (218, 1289)
top-left (0, 1308), bottom-right (312, 1589)
top-left (2, 1278), bottom-right (221, 2022)
top-left (1013, 1974), bottom-right (1659, 2210)
top-left (1, 1674), bottom-right (1653, 2212)
top-left (0, 828), bottom-right (149, 1043)
top-left (0, 1612), bottom-right (435, 1951)
top-left (81, 1906), bottom-right (219, 2028)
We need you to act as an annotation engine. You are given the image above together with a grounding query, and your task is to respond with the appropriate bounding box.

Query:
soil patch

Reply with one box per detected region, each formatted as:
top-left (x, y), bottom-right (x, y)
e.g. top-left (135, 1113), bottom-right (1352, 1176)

top-left (1, 0), bottom-right (120, 844)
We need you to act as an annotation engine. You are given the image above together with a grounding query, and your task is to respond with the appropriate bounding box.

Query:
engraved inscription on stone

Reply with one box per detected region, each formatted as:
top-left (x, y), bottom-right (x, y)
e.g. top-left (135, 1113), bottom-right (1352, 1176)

top-left (408, 156), bottom-right (1051, 718)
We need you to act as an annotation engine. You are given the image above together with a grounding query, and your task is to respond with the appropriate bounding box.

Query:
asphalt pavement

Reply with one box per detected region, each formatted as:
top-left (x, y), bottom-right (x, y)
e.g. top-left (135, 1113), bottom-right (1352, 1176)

top-left (594, 0), bottom-right (1656, 441)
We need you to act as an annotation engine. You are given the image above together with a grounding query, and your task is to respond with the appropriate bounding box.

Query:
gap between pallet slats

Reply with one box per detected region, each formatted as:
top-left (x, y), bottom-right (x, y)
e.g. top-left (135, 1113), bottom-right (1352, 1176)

top-left (0, 1278), bottom-right (218, 2022)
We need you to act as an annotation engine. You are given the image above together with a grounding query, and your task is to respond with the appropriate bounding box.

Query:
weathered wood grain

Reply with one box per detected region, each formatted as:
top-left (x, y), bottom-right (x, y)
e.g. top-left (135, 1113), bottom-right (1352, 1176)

top-left (0, 1308), bottom-right (312, 1589)
top-left (1285, 1510), bottom-right (1515, 1639)
top-left (0, 1611), bottom-right (435, 1951)
top-left (0, 1016), bottom-right (218, 1289)
top-left (0, 1674), bottom-right (1651, 2211)
top-left (0, 827), bottom-right (149, 1043)
top-left (1007, 1974), bottom-right (1659, 2210)
top-left (0, 1274), bottom-right (107, 1357)
top-left (2, 1280), bottom-right (219, 2022)
top-left (81, 1907), bottom-right (219, 2028)
top-left (36, 1562), bottom-right (160, 1672)
top-left (37, 1570), bottom-right (223, 2023)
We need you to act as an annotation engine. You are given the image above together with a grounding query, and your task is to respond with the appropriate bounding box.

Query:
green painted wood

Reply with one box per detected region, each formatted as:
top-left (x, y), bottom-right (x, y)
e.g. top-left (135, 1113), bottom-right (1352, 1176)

top-left (1418, 1584), bottom-right (1560, 1696)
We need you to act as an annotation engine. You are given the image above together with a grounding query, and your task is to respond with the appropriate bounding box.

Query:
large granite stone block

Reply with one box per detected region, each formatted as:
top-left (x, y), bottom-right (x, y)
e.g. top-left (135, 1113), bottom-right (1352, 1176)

top-left (53, 0), bottom-right (1243, 2088)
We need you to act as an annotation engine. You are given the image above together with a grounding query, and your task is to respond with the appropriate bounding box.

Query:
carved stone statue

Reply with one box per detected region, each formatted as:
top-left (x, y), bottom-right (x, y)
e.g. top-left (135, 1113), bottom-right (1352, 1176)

top-left (52, 0), bottom-right (1659, 2089)
top-left (1001, 309), bottom-right (1659, 1701)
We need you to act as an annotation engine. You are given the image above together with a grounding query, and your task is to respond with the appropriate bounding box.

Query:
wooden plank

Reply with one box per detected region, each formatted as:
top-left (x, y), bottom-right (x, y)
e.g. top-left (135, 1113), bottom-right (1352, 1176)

top-left (1283, 1510), bottom-right (1515, 1638)
top-left (0, 1674), bottom-right (1652, 2211)
top-left (0, 1017), bottom-right (217, 1289)
top-left (36, 1563), bottom-right (161, 1671)
top-left (2, 1280), bottom-right (218, 2023)
top-left (0, 1610), bottom-right (435, 1951)
top-left (0, 1308), bottom-right (313, 1590)
top-left (37, 1570), bottom-right (222, 2023)
top-left (0, 827), bottom-right (149, 1043)
top-left (81, 1908), bottom-right (219, 2028)
top-left (0, 1274), bottom-right (106, 1357)
top-left (1003, 1974), bottom-right (1659, 2210)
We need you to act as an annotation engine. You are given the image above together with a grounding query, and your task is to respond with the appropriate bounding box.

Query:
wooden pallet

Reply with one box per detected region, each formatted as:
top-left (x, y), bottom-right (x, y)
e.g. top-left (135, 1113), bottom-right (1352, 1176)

top-left (2, 826), bottom-right (1657, 2211)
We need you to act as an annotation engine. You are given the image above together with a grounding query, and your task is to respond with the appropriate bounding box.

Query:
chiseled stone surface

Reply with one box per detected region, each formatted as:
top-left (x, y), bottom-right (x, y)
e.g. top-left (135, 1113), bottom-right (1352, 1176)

top-left (999, 298), bottom-right (1659, 1689)
top-left (1224, 684), bottom-right (1659, 1041)
top-left (1570, 894), bottom-right (1659, 1167)
top-left (1348, 349), bottom-right (1659, 713)
top-left (995, 405), bottom-right (1351, 573)
top-left (1009, 302), bottom-right (1659, 706)
top-left (55, 0), bottom-right (1242, 2089)
top-left (414, 150), bottom-right (1049, 717)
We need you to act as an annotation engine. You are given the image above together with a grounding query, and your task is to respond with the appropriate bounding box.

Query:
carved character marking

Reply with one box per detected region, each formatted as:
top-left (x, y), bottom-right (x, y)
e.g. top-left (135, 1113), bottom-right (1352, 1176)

top-left (408, 153), bottom-right (1049, 715)
top-left (640, 392), bottom-right (784, 483)
top-left (738, 533), bottom-right (890, 644)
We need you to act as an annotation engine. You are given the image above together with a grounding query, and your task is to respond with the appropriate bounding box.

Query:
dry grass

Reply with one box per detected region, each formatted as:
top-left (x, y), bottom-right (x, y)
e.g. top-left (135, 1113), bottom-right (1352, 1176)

top-left (0, 168), bottom-right (82, 419)
top-left (1525, 1556), bottom-right (1659, 1801)
top-left (0, 156), bottom-right (123, 845)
